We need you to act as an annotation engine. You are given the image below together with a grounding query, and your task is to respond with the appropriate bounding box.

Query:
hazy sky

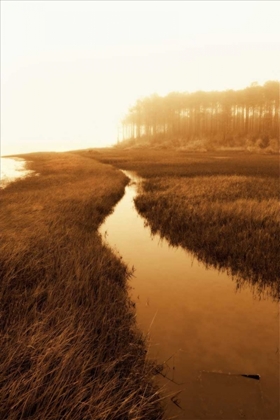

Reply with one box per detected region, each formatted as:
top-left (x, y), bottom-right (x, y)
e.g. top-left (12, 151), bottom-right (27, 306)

top-left (1, 1), bottom-right (279, 155)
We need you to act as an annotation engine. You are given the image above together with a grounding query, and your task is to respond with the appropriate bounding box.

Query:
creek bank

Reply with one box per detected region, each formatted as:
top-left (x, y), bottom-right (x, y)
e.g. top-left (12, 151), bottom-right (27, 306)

top-left (1, 153), bottom-right (163, 420)
top-left (99, 169), bottom-right (279, 420)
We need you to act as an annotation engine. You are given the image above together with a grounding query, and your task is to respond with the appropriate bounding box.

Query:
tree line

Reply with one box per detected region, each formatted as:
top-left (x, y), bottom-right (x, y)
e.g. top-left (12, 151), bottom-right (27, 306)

top-left (120, 81), bottom-right (279, 150)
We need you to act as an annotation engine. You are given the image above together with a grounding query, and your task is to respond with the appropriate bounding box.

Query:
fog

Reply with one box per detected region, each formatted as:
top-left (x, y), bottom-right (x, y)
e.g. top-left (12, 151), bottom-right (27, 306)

top-left (1, 1), bottom-right (279, 155)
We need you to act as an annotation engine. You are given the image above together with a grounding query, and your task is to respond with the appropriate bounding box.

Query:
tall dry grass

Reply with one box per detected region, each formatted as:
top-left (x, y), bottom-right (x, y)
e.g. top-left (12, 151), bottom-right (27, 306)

top-left (0, 153), bottom-right (163, 419)
top-left (87, 148), bottom-right (279, 300)
top-left (135, 176), bottom-right (279, 299)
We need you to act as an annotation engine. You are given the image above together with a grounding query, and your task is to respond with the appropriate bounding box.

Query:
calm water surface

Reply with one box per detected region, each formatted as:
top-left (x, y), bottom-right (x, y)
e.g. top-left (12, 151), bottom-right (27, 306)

top-left (99, 171), bottom-right (279, 420)
top-left (0, 157), bottom-right (34, 188)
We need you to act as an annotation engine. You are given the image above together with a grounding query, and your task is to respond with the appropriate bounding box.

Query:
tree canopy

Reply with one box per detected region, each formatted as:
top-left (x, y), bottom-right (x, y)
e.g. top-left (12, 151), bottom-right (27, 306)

top-left (120, 81), bottom-right (279, 150)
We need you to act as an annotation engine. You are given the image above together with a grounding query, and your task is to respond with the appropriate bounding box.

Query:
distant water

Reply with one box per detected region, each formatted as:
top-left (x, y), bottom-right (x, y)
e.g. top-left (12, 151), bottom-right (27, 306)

top-left (0, 157), bottom-right (34, 189)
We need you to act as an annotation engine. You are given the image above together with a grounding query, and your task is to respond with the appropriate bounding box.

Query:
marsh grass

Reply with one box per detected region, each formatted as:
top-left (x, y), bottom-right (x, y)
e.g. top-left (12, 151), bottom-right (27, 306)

top-left (86, 148), bottom-right (279, 300)
top-left (135, 176), bottom-right (279, 298)
top-left (0, 153), bottom-right (163, 419)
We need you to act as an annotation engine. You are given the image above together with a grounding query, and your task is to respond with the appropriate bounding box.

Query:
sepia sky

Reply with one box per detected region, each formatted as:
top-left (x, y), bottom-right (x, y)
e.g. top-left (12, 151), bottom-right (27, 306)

top-left (1, 1), bottom-right (279, 156)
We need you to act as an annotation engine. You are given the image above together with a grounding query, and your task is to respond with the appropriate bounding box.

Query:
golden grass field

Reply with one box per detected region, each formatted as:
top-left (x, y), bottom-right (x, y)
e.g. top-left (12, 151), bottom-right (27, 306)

top-left (0, 153), bottom-right (163, 420)
top-left (1, 148), bottom-right (278, 419)
top-left (88, 148), bottom-right (279, 300)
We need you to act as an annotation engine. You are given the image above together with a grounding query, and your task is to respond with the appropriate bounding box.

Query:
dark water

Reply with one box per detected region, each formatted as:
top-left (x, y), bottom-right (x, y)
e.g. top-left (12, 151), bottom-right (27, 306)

top-left (99, 171), bottom-right (279, 420)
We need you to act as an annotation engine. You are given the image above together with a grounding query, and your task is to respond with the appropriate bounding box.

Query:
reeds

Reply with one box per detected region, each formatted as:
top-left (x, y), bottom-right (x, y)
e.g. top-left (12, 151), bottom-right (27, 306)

top-left (90, 148), bottom-right (279, 300)
top-left (135, 176), bottom-right (279, 299)
top-left (0, 153), bottom-right (163, 419)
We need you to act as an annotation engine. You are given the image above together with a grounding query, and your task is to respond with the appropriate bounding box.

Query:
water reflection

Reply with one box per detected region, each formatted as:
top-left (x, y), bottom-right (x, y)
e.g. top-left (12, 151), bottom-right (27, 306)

top-left (128, 170), bottom-right (278, 302)
top-left (99, 170), bottom-right (279, 419)
top-left (0, 157), bottom-right (34, 189)
top-left (146, 216), bottom-right (279, 303)
top-left (145, 230), bottom-right (280, 303)
top-left (234, 274), bottom-right (279, 302)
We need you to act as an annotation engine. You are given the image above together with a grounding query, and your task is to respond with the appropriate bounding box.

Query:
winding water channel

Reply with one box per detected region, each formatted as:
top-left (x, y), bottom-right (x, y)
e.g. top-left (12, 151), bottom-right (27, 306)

top-left (99, 171), bottom-right (279, 420)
